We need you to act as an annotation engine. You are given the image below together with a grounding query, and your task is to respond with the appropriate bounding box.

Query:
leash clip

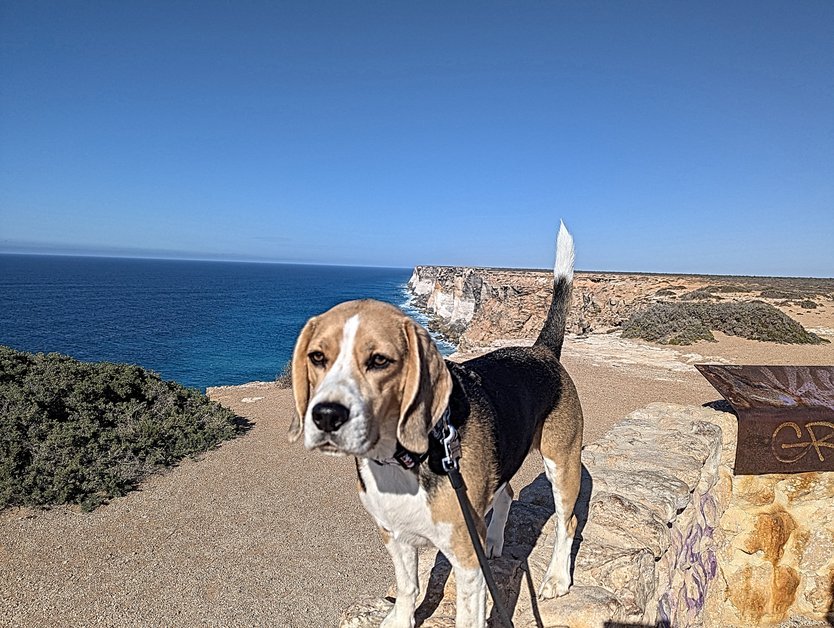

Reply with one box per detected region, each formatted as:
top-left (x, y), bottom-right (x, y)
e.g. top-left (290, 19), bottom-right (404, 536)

top-left (441, 422), bottom-right (461, 473)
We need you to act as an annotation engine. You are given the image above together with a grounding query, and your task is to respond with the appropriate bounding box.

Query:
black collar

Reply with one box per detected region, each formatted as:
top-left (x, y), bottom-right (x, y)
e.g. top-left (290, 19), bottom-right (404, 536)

top-left (374, 406), bottom-right (451, 470)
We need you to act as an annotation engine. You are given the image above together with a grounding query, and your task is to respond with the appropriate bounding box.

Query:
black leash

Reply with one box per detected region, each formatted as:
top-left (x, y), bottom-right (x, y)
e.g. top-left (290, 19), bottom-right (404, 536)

top-left (440, 422), bottom-right (515, 628)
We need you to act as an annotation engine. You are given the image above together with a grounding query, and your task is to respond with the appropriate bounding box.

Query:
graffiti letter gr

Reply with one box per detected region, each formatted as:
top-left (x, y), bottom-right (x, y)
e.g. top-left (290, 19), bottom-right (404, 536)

top-left (772, 421), bottom-right (834, 464)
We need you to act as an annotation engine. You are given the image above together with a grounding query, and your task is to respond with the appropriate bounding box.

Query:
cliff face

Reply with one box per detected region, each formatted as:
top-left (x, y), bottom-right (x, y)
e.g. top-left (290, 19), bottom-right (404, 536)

top-left (407, 266), bottom-right (644, 350)
top-left (406, 266), bottom-right (834, 351)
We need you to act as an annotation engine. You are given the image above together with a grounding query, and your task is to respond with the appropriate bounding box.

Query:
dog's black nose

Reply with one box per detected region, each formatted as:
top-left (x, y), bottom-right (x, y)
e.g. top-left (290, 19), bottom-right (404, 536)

top-left (311, 402), bottom-right (350, 432)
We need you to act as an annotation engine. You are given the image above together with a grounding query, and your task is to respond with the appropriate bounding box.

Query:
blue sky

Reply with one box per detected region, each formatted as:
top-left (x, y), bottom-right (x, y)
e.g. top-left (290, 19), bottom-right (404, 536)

top-left (1, 2), bottom-right (832, 276)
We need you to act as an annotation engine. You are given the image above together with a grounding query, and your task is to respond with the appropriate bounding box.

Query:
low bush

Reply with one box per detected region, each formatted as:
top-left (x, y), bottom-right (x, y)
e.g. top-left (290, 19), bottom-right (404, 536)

top-left (680, 288), bottom-right (722, 301)
top-left (760, 289), bottom-right (795, 299)
top-left (621, 301), bottom-right (826, 346)
top-left (0, 346), bottom-right (246, 511)
top-left (275, 361), bottom-right (293, 389)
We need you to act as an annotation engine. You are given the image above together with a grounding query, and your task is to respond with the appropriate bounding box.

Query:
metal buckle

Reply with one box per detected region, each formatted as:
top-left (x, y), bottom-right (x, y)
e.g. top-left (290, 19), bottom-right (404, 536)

top-left (441, 423), bottom-right (461, 473)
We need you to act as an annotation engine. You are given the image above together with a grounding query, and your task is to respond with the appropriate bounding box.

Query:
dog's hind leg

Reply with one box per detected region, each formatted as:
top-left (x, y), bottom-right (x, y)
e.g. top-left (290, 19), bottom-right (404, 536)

top-left (535, 366), bottom-right (583, 599)
top-left (537, 448), bottom-right (581, 599)
top-left (381, 535), bottom-right (419, 628)
top-left (485, 482), bottom-right (514, 558)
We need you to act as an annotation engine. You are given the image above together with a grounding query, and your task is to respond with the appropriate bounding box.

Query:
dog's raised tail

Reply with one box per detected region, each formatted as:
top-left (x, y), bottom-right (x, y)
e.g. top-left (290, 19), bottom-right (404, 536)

top-left (534, 220), bottom-right (575, 359)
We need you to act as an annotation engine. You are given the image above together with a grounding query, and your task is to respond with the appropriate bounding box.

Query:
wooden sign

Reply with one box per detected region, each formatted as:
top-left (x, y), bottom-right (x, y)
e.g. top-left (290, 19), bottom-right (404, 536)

top-left (695, 364), bottom-right (834, 475)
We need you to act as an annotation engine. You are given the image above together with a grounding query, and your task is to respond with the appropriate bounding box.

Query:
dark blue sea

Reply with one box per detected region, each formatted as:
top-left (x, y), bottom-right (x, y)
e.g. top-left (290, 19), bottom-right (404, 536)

top-left (0, 254), bottom-right (451, 390)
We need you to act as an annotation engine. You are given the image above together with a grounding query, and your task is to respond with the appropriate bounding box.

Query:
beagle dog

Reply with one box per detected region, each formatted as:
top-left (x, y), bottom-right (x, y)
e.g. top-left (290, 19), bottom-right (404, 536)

top-left (290, 223), bottom-right (583, 628)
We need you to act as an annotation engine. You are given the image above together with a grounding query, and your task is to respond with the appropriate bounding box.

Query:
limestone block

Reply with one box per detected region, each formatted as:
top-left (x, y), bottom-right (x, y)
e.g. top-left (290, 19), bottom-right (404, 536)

top-left (583, 411), bottom-right (723, 491)
top-left (797, 525), bottom-right (834, 573)
top-left (580, 491), bottom-right (670, 557)
top-left (732, 474), bottom-right (778, 508)
top-left (571, 541), bottom-right (656, 616)
top-left (708, 469), bottom-right (834, 626)
top-left (775, 473), bottom-right (834, 505)
top-left (582, 446), bottom-right (705, 492)
top-left (516, 585), bottom-right (628, 628)
top-left (802, 570), bottom-right (834, 617)
top-left (590, 467), bottom-right (691, 523)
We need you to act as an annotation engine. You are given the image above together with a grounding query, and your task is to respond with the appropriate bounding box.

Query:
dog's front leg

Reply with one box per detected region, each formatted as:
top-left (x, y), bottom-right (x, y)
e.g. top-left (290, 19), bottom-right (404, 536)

top-left (452, 562), bottom-right (487, 627)
top-left (381, 536), bottom-right (419, 628)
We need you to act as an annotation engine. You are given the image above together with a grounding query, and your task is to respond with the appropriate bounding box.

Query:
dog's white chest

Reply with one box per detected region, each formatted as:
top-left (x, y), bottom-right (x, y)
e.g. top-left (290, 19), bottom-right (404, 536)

top-left (358, 461), bottom-right (444, 546)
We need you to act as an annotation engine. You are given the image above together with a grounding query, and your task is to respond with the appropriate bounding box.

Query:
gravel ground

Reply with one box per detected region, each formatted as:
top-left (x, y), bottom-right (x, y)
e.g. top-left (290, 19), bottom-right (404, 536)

top-left (3, 330), bottom-right (833, 627)
top-left (1, 383), bottom-right (390, 628)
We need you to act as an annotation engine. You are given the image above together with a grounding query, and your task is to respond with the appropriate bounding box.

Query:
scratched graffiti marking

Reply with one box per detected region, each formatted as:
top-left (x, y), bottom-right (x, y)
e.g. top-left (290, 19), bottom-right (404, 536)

top-left (696, 364), bottom-right (834, 474)
top-left (772, 421), bottom-right (834, 464)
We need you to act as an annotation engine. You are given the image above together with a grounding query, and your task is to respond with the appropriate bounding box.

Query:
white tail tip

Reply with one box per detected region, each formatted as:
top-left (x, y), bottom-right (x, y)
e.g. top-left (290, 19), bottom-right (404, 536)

top-left (554, 220), bottom-right (575, 282)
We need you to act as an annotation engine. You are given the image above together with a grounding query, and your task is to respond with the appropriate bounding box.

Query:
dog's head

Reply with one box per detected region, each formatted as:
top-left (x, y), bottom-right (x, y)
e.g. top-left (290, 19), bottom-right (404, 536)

top-left (288, 299), bottom-right (452, 459)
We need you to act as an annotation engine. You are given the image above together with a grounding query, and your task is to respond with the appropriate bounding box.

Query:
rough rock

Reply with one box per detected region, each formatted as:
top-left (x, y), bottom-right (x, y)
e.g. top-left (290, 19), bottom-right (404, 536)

top-left (705, 471), bottom-right (834, 626)
top-left (340, 400), bottom-right (834, 627)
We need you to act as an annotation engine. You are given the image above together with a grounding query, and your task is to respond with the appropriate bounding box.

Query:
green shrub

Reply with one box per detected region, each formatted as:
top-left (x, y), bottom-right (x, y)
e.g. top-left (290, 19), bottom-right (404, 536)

top-left (621, 301), bottom-right (826, 346)
top-left (0, 347), bottom-right (247, 511)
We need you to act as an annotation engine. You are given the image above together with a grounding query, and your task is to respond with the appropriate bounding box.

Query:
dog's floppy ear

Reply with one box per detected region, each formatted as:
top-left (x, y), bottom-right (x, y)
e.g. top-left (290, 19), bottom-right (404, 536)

top-left (289, 317), bottom-right (317, 442)
top-left (398, 318), bottom-right (453, 453)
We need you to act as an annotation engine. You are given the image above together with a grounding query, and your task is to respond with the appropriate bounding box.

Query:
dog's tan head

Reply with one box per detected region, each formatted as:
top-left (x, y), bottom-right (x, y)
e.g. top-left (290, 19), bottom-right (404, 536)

top-left (289, 299), bottom-right (452, 458)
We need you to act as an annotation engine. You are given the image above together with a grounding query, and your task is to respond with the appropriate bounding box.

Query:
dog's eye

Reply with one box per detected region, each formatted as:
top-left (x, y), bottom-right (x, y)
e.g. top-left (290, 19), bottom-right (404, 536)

top-left (308, 351), bottom-right (327, 367)
top-left (367, 353), bottom-right (392, 370)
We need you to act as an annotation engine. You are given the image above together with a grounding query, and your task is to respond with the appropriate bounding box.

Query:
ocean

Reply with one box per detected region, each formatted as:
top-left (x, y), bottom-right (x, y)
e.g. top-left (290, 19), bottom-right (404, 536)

top-left (0, 254), bottom-right (452, 390)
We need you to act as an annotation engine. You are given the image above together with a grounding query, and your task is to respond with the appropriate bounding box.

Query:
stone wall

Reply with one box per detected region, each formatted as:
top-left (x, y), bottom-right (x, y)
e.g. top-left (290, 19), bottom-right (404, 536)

top-left (340, 403), bottom-right (834, 627)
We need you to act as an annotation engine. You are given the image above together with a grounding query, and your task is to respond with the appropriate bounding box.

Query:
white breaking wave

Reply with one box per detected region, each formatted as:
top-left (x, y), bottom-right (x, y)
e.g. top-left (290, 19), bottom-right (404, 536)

top-left (398, 286), bottom-right (457, 356)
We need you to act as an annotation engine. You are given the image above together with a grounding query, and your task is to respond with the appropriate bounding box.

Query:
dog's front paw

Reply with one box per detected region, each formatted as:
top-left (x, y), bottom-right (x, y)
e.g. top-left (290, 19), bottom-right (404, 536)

top-left (485, 534), bottom-right (504, 559)
top-left (537, 575), bottom-right (571, 600)
top-left (380, 607), bottom-right (415, 628)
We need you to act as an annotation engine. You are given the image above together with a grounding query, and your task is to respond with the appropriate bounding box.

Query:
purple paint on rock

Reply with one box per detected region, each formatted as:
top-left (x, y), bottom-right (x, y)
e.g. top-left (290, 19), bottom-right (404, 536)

top-left (685, 523), bottom-right (703, 564)
top-left (658, 593), bottom-right (672, 625)
top-left (706, 549), bottom-right (718, 578)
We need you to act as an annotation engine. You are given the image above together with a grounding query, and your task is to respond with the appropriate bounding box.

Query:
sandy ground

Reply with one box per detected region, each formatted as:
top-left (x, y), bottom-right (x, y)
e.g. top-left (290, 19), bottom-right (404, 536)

top-left (2, 328), bottom-right (834, 627)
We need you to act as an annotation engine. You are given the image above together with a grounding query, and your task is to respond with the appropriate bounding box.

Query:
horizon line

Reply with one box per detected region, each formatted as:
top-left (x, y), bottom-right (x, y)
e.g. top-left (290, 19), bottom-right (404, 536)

top-left (2, 250), bottom-right (832, 281)
top-left (0, 250), bottom-right (412, 271)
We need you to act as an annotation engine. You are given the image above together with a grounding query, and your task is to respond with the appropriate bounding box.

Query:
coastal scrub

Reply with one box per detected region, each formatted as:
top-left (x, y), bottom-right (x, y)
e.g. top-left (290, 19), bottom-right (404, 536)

top-left (0, 346), bottom-right (246, 511)
top-left (621, 301), bottom-right (826, 345)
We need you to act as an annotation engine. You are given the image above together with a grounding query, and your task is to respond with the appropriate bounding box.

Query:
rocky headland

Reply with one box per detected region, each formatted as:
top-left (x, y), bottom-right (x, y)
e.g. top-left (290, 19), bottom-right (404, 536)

top-left (407, 266), bottom-right (834, 352)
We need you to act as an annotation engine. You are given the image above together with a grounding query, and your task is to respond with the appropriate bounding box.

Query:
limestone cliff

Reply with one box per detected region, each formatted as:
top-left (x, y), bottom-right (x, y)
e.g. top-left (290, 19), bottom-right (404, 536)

top-left (407, 266), bottom-right (655, 350)
top-left (406, 266), bottom-right (833, 351)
